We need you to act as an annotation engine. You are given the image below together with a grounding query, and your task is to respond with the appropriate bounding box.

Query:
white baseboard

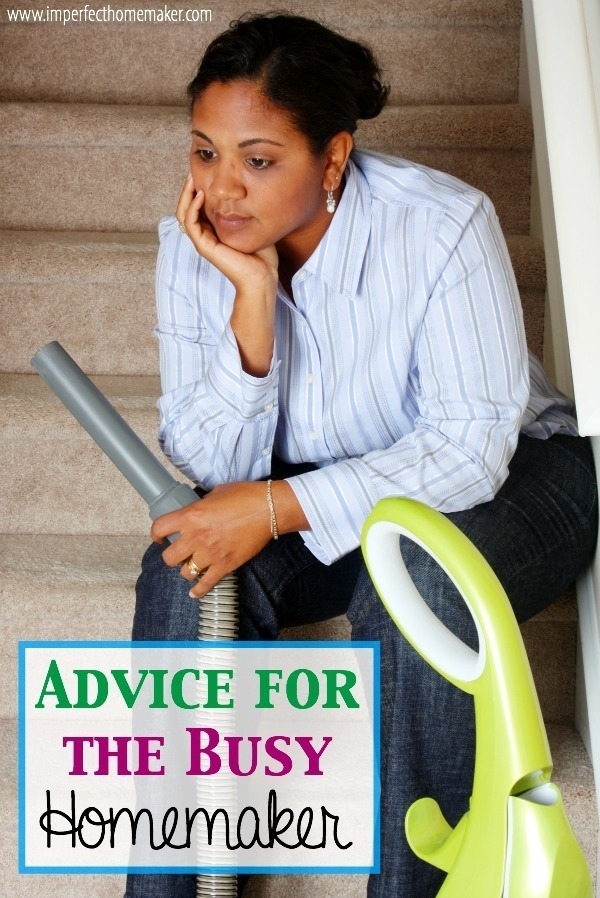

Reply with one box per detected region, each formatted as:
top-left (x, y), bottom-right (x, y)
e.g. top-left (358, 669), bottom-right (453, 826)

top-left (576, 565), bottom-right (600, 892)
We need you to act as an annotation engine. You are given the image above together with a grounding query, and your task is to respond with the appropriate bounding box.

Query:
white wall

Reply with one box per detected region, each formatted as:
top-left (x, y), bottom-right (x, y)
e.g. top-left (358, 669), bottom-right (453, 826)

top-left (521, 3), bottom-right (600, 879)
top-left (524, 0), bottom-right (600, 433)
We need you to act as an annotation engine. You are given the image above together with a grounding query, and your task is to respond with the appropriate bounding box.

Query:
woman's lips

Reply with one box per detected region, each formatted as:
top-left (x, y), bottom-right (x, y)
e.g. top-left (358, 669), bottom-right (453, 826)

top-left (215, 212), bottom-right (252, 231)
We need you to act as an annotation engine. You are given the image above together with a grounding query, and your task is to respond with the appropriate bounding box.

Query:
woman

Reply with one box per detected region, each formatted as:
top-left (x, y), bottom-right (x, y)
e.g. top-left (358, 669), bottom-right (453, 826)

top-left (128, 12), bottom-right (598, 898)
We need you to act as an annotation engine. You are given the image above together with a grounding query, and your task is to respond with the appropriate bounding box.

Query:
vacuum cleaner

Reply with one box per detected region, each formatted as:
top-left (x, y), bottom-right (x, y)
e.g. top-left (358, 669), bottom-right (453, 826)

top-left (362, 497), bottom-right (593, 898)
top-left (31, 340), bottom-right (238, 897)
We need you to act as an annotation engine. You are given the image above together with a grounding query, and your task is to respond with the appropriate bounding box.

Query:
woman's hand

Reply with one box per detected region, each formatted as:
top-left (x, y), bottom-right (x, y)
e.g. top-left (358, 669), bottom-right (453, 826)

top-left (151, 481), bottom-right (274, 598)
top-left (151, 480), bottom-right (311, 598)
top-left (176, 172), bottom-right (278, 377)
top-left (176, 172), bottom-right (278, 295)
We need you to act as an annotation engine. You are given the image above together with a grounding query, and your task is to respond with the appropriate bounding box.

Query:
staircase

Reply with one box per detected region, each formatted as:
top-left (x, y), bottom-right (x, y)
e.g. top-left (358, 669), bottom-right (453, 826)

top-left (0, 1), bottom-right (597, 895)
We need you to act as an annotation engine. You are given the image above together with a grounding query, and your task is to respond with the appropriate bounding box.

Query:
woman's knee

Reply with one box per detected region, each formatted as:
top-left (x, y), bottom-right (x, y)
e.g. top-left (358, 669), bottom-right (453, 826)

top-left (132, 540), bottom-right (199, 641)
top-left (399, 537), bottom-right (479, 651)
top-left (347, 552), bottom-right (478, 653)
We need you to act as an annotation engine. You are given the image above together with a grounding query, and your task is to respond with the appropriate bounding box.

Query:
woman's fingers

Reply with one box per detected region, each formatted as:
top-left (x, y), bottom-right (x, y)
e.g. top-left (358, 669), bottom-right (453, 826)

top-left (189, 566), bottom-right (223, 599)
top-left (178, 556), bottom-right (231, 599)
top-left (176, 174), bottom-right (209, 242)
top-left (184, 188), bottom-right (210, 240)
top-left (180, 556), bottom-right (209, 582)
top-left (160, 533), bottom-right (196, 567)
top-left (173, 173), bottom-right (279, 294)
top-left (173, 548), bottom-right (221, 599)
top-left (175, 174), bottom-right (218, 257)
top-left (183, 185), bottom-right (204, 228)
top-left (182, 188), bottom-right (223, 261)
top-left (150, 505), bottom-right (192, 544)
top-left (175, 171), bottom-right (195, 228)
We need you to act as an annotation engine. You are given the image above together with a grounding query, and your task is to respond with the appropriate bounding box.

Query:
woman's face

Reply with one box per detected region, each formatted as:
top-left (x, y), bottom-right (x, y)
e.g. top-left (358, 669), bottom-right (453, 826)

top-left (189, 80), bottom-right (333, 256)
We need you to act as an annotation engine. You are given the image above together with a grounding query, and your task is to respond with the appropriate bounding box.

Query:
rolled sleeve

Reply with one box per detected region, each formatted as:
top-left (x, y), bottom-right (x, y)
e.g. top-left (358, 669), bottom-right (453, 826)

top-left (205, 321), bottom-right (280, 421)
top-left (286, 459), bottom-right (375, 564)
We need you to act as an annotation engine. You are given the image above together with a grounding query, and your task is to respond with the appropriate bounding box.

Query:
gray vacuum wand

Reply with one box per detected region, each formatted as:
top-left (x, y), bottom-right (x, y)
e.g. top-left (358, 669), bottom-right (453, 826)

top-left (30, 341), bottom-right (199, 532)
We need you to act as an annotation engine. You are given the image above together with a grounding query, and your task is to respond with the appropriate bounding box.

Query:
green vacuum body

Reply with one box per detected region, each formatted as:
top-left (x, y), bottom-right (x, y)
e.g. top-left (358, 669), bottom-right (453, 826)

top-left (361, 498), bottom-right (592, 898)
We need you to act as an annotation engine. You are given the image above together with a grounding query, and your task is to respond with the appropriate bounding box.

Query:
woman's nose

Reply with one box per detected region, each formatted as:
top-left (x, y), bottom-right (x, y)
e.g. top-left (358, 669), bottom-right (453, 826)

top-left (210, 162), bottom-right (245, 200)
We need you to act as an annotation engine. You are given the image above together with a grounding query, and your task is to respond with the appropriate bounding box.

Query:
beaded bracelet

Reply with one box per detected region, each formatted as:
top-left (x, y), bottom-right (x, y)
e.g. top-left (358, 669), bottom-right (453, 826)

top-left (266, 479), bottom-right (279, 540)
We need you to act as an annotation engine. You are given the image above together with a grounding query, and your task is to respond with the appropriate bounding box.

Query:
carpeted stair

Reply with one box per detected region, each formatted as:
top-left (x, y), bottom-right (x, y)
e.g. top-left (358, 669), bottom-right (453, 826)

top-left (0, 0), bottom-right (597, 894)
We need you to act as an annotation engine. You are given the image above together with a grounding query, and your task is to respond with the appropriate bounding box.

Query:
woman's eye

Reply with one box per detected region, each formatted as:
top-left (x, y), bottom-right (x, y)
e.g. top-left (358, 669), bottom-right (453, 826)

top-left (195, 149), bottom-right (216, 162)
top-left (247, 157), bottom-right (272, 171)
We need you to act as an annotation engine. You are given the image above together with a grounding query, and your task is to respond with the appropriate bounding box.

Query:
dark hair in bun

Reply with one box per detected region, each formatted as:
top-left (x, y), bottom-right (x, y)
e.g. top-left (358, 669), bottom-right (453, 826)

top-left (187, 11), bottom-right (390, 154)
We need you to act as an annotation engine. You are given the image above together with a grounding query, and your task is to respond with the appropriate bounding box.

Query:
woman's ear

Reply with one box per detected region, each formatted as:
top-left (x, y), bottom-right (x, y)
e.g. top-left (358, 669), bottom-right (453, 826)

top-left (322, 131), bottom-right (354, 189)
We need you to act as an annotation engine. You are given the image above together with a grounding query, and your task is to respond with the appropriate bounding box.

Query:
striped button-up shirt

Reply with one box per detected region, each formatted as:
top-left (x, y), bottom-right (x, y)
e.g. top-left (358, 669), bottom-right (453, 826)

top-left (155, 150), bottom-right (578, 564)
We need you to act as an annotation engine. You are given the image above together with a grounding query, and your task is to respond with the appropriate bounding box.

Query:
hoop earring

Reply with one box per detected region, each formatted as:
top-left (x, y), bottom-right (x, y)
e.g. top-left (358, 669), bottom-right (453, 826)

top-left (326, 189), bottom-right (336, 214)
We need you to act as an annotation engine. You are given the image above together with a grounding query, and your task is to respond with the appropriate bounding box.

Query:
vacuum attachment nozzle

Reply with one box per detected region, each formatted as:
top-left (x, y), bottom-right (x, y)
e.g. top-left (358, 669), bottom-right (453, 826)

top-left (31, 341), bottom-right (198, 525)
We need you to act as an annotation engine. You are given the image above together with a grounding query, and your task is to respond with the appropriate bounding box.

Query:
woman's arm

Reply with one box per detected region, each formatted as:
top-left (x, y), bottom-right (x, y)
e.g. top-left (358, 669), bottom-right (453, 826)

top-left (152, 178), bottom-right (310, 595)
top-left (157, 175), bottom-right (284, 488)
top-left (155, 222), bottom-right (280, 488)
top-left (180, 174), bottom-right (280, 377)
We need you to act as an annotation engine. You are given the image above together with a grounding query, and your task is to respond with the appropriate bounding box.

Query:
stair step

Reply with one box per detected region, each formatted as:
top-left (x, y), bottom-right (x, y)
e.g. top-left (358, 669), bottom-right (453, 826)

top-left (0, 102), bottom-right (532, 233)
top-left (0, 534), bottom-right (579, 724)
top-left (0, 534), bottom-right (144, 718)
top-left (0, 0), bottom-right (521, 107)
top-left (0, 230), bottom-right (158, 376)
top-left (0, 373), bottom-right (164, 536)
top-left (1, 717), bottom-right (594, 897)
top-left (0, 231), bottom-right (545, 375)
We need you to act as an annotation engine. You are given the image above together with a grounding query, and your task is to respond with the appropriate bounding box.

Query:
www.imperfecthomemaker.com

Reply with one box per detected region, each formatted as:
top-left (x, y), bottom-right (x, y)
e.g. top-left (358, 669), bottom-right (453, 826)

top-left (4, 5), bottom-right (212, 24)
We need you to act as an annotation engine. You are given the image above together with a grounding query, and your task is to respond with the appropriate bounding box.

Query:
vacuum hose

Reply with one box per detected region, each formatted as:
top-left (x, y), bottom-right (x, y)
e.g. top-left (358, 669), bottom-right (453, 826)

top-left (31, 341), bottom-right (239, 896)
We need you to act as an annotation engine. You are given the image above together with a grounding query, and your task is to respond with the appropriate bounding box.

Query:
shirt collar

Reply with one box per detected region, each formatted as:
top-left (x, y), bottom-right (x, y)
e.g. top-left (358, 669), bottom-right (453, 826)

top-left (301, 154), bottom-right (371, 299)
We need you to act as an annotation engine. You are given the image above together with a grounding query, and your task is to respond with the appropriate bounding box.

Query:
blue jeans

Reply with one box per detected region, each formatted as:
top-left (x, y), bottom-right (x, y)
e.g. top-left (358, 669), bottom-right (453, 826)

top-left (126, 433), bottom-right (598, 898)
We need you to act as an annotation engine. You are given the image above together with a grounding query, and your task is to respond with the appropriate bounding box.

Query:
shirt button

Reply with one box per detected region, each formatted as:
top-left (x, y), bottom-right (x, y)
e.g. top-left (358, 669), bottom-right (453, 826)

top-left (262, 448), bottom-right (269, 457)
top-left (307, 373), bottom-right (314, 384)
top-left (264, 402), bottom-right (274, 412)
top-left (309, 431), bottom-right (317, 441)
top-left (297, 269), bottom-right (307, 281)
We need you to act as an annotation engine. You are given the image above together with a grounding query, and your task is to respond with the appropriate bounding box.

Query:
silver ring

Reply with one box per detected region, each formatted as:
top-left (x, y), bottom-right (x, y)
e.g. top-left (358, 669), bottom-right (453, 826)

top-left (178, 221), bottom-right (186, 234)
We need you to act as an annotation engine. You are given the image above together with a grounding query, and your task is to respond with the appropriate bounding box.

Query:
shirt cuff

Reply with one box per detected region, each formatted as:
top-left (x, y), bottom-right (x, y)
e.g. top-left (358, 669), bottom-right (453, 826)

top-left (285, 459), bottom-right (378, 565)
top-left (205, 321), bottom-right (280, 421)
